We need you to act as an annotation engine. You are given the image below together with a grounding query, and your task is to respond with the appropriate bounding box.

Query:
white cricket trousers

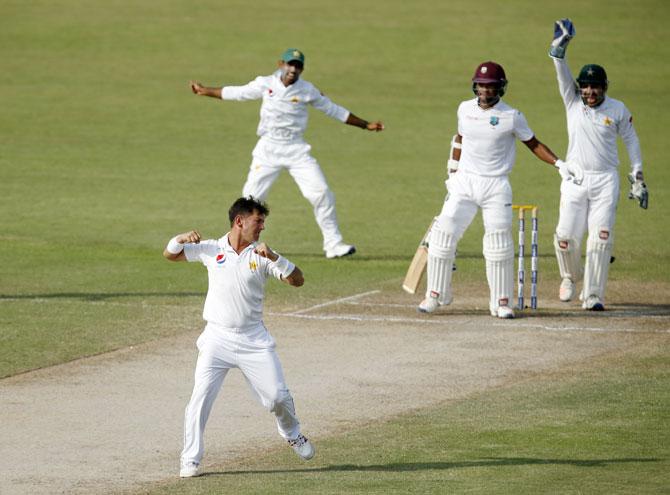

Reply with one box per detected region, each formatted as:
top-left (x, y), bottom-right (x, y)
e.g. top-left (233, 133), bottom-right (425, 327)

top-left (436, 172), bottom-right (513, 235)
top-left (181, 323), bottom-right (301, 465)
top-left (555, 170), bottom-right (619, 240)
top-left (242, 136), bottom-right (344, 251)
top-left (433, 172), bottom-right (515, 310)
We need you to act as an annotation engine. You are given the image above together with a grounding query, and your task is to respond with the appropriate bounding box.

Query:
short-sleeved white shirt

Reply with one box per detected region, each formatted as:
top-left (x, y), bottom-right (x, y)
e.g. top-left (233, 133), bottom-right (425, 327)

top-left (457, 98), bottom-right (534, 177)
top-left (222, 71), bottom-right (350, 142)
top-left (553, 58), bottom-right (642, 174)
top-left (184, 234), bottom-right (285, 330)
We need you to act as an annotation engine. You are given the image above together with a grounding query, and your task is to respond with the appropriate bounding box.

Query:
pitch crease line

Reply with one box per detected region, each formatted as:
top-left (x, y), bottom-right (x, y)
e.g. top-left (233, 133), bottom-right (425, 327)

top-left (292, 289), bottom-right (381, 314)
top-left (269, 311), bottom-right (670, 334)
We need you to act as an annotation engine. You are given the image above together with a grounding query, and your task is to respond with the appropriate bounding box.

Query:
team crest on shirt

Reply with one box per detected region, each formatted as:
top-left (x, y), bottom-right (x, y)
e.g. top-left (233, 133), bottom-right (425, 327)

top-left (490, 116), bottom-right (499, 126)
top-left (291, 96), bottom-right (300, 103)
top-left (216, 253), bottom-right (226, 265)
top-left (603, 116), bottom-right (613, 126)
top-left (249, 260), bottom-right (258, 272)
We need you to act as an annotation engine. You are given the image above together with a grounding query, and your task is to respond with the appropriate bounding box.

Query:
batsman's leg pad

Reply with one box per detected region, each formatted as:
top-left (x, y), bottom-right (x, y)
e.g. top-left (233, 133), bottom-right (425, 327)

top-left (483, 229), bottom-right (515, 312)
top-left (554, 234), bottom-right (582, 282)
top-left (426, 226), bottom-right (457, 305)
top-left (583, 228), bottom-right (613, 301)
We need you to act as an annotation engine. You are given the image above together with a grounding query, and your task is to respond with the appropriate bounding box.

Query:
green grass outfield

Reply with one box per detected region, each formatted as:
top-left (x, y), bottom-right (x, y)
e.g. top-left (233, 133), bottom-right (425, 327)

top-left (1, 0), bottom-right (669, 492)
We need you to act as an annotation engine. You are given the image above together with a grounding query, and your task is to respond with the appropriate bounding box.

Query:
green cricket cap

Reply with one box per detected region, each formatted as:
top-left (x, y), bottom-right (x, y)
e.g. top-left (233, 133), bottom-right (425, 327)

top-left (281, 48), bottom-right (305, 64)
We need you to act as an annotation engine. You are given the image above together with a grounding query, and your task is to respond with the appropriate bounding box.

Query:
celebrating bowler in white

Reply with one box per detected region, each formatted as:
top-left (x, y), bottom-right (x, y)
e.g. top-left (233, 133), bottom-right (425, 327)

top-left (190, 48), bottom-right (384, 259)
top-left (548, 19), bottom-right (648, 311)
top-left (419, 61), bottom-right (573, 319)
top-left (164, 197), bottom-right (314, 478)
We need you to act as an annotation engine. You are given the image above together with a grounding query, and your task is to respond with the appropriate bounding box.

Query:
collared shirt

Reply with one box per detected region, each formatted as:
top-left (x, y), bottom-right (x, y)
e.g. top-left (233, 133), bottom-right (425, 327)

top-left (457, 98), bottom-right (534, 177)
top-left (222, 71), bottom-right (350, 142)
top-left (184, 234), bottom-right (285, 329)
top-left (553, 57), bottom-right (642, 175)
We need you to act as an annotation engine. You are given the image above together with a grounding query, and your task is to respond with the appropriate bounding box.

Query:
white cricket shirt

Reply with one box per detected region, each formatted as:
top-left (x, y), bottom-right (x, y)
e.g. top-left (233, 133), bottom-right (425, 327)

top-left (457, 98), bottom-right (534, 177)
top-left (553, 58), bottom-right (642, 175)
top-left (184, 234), bottom-right (285, 330)
top-left (222, 71), bottom-right (350, 142)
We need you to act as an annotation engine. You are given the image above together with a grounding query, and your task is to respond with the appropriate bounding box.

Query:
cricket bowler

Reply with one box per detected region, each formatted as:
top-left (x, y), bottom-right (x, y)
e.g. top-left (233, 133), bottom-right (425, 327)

top-left (164, 197), bottom-right (314, 478)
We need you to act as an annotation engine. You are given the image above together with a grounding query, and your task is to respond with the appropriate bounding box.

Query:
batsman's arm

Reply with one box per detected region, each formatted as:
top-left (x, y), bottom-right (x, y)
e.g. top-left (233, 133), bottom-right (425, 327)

top-left (448, 134), bottom-right (462, 174)
top-left (163, 230), bottom-right (202, 261)
top-left (345, 113), bottom-right (385, 131)
top-left (523, 137), bottom-right (559, 165)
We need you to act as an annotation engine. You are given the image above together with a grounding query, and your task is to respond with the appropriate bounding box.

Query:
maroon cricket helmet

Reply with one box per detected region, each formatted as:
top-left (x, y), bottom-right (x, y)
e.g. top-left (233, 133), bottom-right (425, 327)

top-left (471, 61), bottom-right (508, 96)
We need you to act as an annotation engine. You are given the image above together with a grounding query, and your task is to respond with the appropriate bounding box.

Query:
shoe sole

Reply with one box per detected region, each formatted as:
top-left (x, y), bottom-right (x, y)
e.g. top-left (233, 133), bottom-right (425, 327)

top-left (588, 303), bottom-right (605, 311)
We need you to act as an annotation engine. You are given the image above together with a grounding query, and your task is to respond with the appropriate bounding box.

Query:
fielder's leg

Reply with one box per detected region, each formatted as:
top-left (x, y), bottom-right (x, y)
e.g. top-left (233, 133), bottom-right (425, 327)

top-left (582, 228), bottom-right (613, 311)
top-left (554, 235), bottom-right (582, 302)
top-left (286, 145), bottom-right (353, 258)
top-left (581, 171), bottom-right (619, 311)
top-left (555, 178), bottom-right (588, 302)
top-left (242, 139), bottom-right (283, 201)
top-left (483, 229), bottom-right (515, 318)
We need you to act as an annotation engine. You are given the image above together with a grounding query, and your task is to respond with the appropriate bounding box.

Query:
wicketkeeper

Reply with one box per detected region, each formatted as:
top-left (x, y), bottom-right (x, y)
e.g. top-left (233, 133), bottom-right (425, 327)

top-left (549, 19), bottom-right (648, 310)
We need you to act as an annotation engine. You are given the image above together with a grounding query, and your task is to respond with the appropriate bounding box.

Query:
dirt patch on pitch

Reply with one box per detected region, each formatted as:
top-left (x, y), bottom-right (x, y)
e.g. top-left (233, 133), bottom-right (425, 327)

top-left (1, 283), bottom-right (668, 495)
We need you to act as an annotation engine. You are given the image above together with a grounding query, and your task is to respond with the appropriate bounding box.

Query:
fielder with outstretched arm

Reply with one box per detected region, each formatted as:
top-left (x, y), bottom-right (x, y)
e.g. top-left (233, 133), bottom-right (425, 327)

top-left (164, 197), bottom-right (314, 478)
top-left (419, 61), bottom-right (577, 319)
top-left (548, 19), bottom-right (648, 310)
top-left (190, 48), bottom-right (384, 259)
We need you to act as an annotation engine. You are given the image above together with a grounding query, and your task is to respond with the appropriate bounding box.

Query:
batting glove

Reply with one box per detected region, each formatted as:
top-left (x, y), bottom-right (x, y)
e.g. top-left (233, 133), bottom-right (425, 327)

top-left (628, 173), bottom-right (649, 209)
top-left (549, 18), bottom-right (575, 59)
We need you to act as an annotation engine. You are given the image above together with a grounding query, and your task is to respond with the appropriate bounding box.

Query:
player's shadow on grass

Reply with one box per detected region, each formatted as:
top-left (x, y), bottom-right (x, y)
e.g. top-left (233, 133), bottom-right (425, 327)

top-left (0, 292), bottom-right (203, 301)
top-left (207, 456), bottom-right (660, 476)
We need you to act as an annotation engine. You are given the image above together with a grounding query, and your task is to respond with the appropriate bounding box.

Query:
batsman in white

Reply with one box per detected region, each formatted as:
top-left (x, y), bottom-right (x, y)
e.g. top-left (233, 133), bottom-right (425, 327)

top-left (419, 61), bottom-right (575, 319)
top-left (164, 197), bottom-right (314, 478)
top-left (190, 48), bottom-right (384, 259)
top-left (549, 19), bottom-right (648, 311)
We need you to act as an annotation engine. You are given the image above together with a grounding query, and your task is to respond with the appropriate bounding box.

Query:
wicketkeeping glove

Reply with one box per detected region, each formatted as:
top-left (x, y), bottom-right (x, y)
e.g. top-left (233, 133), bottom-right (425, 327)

top-left (628, 173), bottom-right (649, 209)
top-left (549, 18), bottom-right (575, 59)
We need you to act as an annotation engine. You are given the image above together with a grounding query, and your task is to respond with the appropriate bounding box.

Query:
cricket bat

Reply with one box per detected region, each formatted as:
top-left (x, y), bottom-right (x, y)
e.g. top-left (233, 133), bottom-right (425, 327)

top-left (402, 218), bottom-right (436, 294)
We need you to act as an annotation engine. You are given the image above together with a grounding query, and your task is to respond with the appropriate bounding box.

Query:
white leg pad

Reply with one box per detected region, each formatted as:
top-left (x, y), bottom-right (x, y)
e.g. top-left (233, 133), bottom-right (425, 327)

top-left (426, 226), bottom-right (457, 305)
top-left (483, 230), bottom-right (515, 312)
top-left (583, 229), bottom-right (613, 301)
top-left (554, 234), bottom-right (582, 282)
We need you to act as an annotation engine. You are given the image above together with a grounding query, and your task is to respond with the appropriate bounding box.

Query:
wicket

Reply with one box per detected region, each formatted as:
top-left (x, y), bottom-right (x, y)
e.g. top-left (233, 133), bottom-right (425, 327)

top-left (512, 205), bottom-right (539, 310)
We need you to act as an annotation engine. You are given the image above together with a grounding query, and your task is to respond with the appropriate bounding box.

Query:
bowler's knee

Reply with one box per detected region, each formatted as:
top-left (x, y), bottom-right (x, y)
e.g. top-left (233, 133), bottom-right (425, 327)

top-left (268, 388), bottom-right (294, 413)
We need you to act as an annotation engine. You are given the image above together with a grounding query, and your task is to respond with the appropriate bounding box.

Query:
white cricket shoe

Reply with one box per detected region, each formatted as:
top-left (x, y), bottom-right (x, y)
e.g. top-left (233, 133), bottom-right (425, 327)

top-left (179, 461), bottom-right (201, 478)
top-left (493, 305), bottom-right (515, 319)
top-left (418, 296), bottom-right (439, 313)
top-left (559, 278), bottom-right (575, 302)
top-left (417, 291), bottom-right (451, 313)
top-left (325, 243), bottom-right (356, 259)
top-left (583, 295), bottom-right (605, 311)
top-left (288, 434), bottom-right (315, 460)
